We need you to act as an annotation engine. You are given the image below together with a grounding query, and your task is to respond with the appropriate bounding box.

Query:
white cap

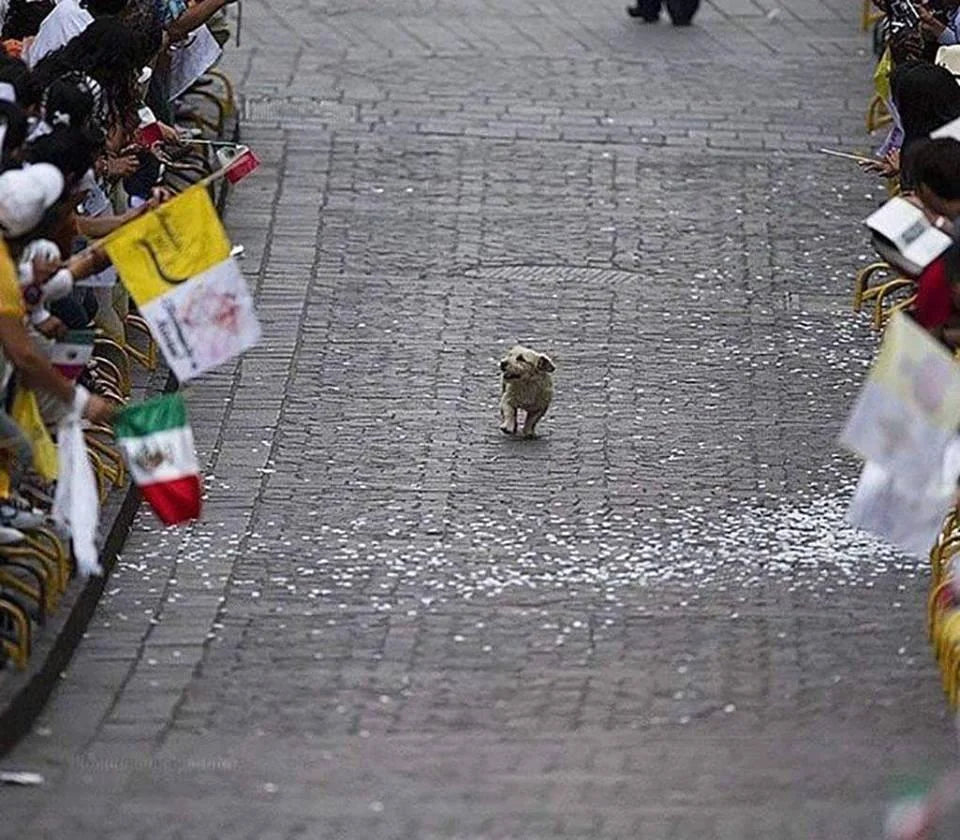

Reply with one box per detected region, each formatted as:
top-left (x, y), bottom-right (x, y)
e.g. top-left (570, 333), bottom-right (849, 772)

top-left (0, 164), bottom-right (65, 239)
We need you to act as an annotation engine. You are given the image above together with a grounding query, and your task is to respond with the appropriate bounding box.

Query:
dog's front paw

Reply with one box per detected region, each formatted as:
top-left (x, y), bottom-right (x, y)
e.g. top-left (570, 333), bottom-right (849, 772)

top-left (500, 424), bottom-right (517, 436)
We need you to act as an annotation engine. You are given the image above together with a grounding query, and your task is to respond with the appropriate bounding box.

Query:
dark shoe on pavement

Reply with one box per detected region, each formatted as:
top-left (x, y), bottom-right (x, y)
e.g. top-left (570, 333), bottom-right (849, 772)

top-left (666, 0), bottom-right (698, 25)
top-left (626, 5), bottom-right (659, 21)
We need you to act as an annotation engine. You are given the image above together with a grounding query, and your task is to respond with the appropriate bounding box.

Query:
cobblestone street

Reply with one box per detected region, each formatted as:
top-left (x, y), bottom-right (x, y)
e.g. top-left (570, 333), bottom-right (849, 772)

top-left (2, 1), bottom-right (956, 837)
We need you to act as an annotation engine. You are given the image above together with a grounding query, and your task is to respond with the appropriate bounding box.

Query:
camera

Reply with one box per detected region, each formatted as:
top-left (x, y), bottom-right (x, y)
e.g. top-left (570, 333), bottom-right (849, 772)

top-left (888, 0), bottom-right (921, 29)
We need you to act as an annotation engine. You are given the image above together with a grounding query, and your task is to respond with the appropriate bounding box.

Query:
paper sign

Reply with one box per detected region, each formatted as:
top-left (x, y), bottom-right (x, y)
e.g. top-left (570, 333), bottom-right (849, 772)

top-left (167, 26), bottom-right (222, 101)
top-left (847, 438), bottom-right (960, 556)
top-left (847, 462), bottom-right (952, 557)
top-left (137, 256), bottom-right (260, 383)
top-left (865, 197), bottom-right (953, 272)
top-left (932, 114), bottom-right (960, 141)
top-left (840, 312), bottom-right (960, 487)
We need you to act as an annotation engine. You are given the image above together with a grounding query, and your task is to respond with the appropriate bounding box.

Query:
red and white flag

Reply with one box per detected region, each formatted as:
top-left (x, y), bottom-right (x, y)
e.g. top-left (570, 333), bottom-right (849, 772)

top-left (114, 394), bottom-right (201, 525)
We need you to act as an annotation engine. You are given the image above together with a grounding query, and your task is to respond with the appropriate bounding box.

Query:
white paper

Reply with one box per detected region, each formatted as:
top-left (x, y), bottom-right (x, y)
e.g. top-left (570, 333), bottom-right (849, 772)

top-left (0, 771), bottom-right (44, 786)
top-left (839, 313), bottom-right (960, 487)
top-left (865, 197), bottom-right (953, 271)
top-left (139, 256), bottom-right (260, 383)
top-left (167, 26), bottom-right (222, 101)
top-left (847, 462), bottom-right (953, 557)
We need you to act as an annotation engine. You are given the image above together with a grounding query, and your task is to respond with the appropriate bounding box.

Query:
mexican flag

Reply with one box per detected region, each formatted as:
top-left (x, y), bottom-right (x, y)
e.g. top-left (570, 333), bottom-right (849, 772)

top-left (114, 394), bottom-right (202, 525)
top-left (50, 329), bottom-right (95, 380)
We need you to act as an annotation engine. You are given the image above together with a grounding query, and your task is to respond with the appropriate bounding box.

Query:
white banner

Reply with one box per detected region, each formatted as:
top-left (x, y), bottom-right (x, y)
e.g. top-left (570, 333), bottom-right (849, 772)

top-left (140, 256), bottom-right (261, 383)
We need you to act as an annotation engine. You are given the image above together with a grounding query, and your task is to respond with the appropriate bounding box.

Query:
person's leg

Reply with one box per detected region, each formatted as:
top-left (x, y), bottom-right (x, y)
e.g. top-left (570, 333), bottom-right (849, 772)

top-left (627, 0), bottom-right (663, 21)
top-left (80, 288), bottom-right (99, 322)
top-left (665, 0), bottom-right (699, 25)
top-left (92, 286), bottom-right (125, 342)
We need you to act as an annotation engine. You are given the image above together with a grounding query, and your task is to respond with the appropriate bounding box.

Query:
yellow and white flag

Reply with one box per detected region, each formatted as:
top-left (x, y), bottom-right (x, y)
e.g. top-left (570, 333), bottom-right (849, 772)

top-left (104, 186), bottom-right (260, 383)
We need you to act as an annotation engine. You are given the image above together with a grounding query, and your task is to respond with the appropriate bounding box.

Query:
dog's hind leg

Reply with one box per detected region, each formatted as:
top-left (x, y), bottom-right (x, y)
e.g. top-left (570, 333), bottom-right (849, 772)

top-left (500, 398), bottom-right (518, 435)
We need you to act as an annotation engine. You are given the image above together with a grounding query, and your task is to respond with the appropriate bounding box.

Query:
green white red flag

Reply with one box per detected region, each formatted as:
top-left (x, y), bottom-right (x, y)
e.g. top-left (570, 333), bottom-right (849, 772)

top-left (114, 394), bottom-right (201, 525)
top-left (50, 329), bottom-right (95, 380)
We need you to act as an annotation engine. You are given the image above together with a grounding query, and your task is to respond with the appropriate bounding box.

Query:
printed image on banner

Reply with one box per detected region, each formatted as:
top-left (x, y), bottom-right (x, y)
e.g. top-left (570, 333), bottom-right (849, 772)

top-left (104, 185), bottom-right (260, 382)
top-left (140, 255), bottom-right (261, 383)
top-left (840, 312), bottom-right (960, 487)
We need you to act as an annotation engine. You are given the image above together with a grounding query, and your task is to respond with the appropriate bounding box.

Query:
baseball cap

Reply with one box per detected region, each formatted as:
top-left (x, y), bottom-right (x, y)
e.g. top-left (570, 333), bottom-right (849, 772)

top-left (0, 163), bottom-right (65, 239)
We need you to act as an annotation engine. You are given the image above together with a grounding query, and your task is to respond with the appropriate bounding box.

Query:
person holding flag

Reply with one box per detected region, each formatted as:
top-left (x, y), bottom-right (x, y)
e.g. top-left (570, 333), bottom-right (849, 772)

top-left (0, 163), bottom-right (114, 426)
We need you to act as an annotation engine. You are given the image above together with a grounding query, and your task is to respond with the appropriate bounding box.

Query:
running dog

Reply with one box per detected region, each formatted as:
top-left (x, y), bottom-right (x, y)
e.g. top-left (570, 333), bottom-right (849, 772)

top-left (499, 344), bottom-right (555, 438)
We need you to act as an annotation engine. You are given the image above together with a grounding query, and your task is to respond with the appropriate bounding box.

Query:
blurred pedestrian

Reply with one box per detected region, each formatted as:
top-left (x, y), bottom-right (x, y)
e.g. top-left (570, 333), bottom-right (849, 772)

top-left (627, 0), bottom-right (700, 26)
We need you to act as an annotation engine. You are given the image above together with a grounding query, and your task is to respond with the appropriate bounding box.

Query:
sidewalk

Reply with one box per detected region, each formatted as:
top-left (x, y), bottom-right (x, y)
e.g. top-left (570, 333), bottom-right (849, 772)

top-left (2, 2), bottom-right (954, 838)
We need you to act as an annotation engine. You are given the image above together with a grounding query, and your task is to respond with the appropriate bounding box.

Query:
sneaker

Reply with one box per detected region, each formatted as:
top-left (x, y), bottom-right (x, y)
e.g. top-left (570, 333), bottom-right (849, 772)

top-left (626, 5), bottom-right (659, 21)
top-left (0, 493), bottom-right (67, 539)
top-left (0, 499), bottom-right (45, 531)
top-left (0, 525), bottom-right (25, 545)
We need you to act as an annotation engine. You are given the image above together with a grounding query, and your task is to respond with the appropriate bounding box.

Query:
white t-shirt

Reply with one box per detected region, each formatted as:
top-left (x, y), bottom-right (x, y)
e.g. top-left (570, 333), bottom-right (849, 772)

top-left (25, 0), bottom-right (94, 69)
top-left (74, 169), bottom-right (117, 289)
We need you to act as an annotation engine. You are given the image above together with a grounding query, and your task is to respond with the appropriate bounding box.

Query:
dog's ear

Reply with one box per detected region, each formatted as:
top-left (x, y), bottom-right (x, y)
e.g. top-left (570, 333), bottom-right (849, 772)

top-left (537, 354), bottom-right (555, 373)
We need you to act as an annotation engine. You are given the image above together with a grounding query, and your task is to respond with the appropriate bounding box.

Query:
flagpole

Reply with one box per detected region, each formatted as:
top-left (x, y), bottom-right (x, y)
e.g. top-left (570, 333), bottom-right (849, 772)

top-left (182, 138), bottom-right (243, 147)
top-left (77, 158), bottom-right (239, 257)
top-left (818, 147), bottom-right (877, 165)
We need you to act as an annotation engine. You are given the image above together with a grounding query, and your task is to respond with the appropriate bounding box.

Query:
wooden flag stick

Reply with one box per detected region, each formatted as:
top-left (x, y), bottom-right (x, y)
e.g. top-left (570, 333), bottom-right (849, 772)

top-left (818, 147), bottom-right (877, 165)
top-left (76, 159), bottom-right (238, 258)
top-left (183, 139), bottom-right (241, 147)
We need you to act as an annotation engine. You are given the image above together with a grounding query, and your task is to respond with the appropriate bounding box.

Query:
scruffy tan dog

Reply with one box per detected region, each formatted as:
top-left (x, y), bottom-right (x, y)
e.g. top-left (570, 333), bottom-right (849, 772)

top-left (499, 344), bottom-right (555, 438)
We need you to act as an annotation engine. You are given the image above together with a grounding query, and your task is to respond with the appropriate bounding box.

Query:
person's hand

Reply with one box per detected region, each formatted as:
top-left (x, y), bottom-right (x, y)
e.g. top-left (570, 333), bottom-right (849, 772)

top-left (919, 4), bottom-right (947, 36)
top-left (859, 148), bottom-right (900, 177)
top-left (885, 148), bottom-right (901, 175)
top-left (67, 247), bottom-right (109, 280)
top-left (31, 254), bottom-right (60, 287)
top-left (103, 152), bottom-right (141, 179)
top-left (83, 394), bottom-right (116, 425)
top-left (122, 201), bottom-right (153, 222)
top-left (158, 121), bottom-right (180, 144)
top-left (35, 316), bottom-right (66, 340)
top-left (150, 186), bottom-right (174, 204)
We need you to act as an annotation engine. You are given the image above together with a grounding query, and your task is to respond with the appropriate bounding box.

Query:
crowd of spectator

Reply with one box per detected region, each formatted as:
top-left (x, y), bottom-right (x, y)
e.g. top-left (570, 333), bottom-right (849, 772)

top-left (857, 9), bottom-right (960, 836)
top-left (0, 0), bottom-right (237, 670)
top-left (863, 1), bottom-right (960, 345)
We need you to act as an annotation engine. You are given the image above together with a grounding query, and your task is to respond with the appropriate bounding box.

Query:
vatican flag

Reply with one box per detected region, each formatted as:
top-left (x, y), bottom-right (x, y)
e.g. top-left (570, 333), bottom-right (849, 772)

top-left (104, 185), bottom-right (261, 383)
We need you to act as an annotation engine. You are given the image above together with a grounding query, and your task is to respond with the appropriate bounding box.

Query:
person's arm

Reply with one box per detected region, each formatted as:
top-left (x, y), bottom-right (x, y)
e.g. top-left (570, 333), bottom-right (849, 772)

top-left (75, 204), bottom-right (146, 238)
top-left (942, 9), bottom-right (960, 45)
top-left (0, 313), bottom-right (114, 422)
top-left (0, 312), bottom-right (75, 403)
top-left (65, 249), bottom-right (110, 281)
top-left (918, 5), bottom-right (951, 41)
top-left (940, 17), bottom-right (960, 45)
top-left (166, 0), bottom-right (235, 41)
